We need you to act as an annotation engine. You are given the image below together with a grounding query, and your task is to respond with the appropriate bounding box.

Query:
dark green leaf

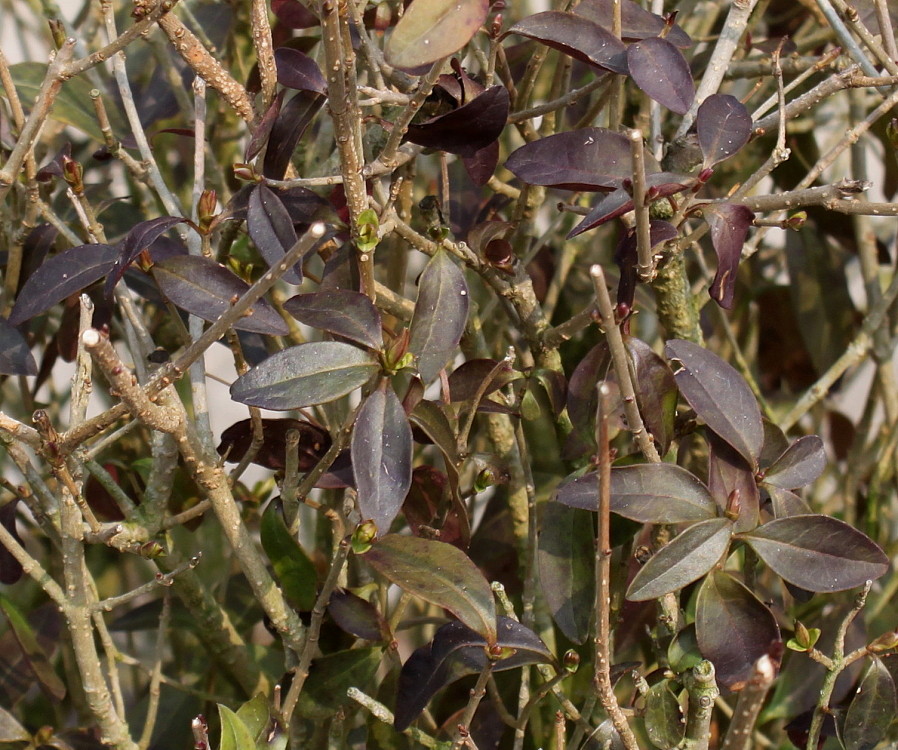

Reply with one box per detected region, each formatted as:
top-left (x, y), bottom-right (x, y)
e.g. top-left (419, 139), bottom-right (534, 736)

top-left (644, 679), bottom-right (685, 749)
top-left (218, 704), bottom-right (257, 750)
top-left (0, 319), bottom-right (36, 376)
top-left (842, 657), bottom-right (896, 750)
top-left (296, 647), bottom-right (382, 719)
top-left (626, 518), bottom-right (733, 601)
top-left (230, 342), bottom-right (379, 410)
top-left (247, 185), bottom-right (301, 285)
top-left (235, 694), bottom-right (271, 747)
top-left (153, 255), bottom-right (289, 335)
top-left (328, 589), bottom-right (384, 641)
top-left (537, 502), bottom-right (595, 644)
top-left (665, 339), bottom-right (763, 467)
top-left (408, 250), bottom-right (469, 383)
top-left (284, 291), bottom-right (383, 350)
top-left (626, 37), bottom-right (694, 114)
top-left (9, 244), bottom-right (117, 325)
top-left (353, 384), bottom-right (414, 535)
top-left (763, 436), bottom-right (826, 489)
top-left (260, 500), bottom-right (317, 611)
top-left (741, 515), bottom-right (888, 592)
top-left (695, 571), bottom-right (780, 690)
top-left (668, 624), bottom-right (703, 673)
top-left (394, 617), bottom-right (551, 731)
top-left (364, 534), bottom-right (496, 642)
top-left (384, 0), bottom-right (489, 73)
top-left (0, 594), bottom-right (66, 701)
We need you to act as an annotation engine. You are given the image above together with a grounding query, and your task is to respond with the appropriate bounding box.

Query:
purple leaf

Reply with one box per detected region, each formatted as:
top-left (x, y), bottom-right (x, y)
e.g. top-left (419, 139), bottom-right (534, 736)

top-left (409, 250), bottom-right (469, 383)
top-left (843, 658), bottom-right (896, 750)
top-left (614, 220), bottom-right (678, 310)
top-left (262, 91), bottom-right (325, 179)
top-left (665, 339), bottom-right (763, 467)
top-left (245, 90), bottom-right (285, 162)
top-left (708, 431), bottom-right (760, 533)
top-left (627, 37), bottom-right (694, 114)
top-left (9, 244), bottom-right (118, 325)
top-left (573, 0), bottom-right (692, 48)
top-left (703, 202), bottom-right (754, 309)
top-left (696, 94), bottom-right (752, 168)
top-left (506, 127), bottom-right (635, 191)
top-left (0, 500), bottom-right (24, 584)
top-left (105, 216), bottom-right (186, 298)
top-left (217, 417), bottom-right (331, 472)
top-left (271, 0), bottom-right (318, 29)
top-left (152, 255), bottom-right (289, 335)
top-left (567, 188), bottom-right (632, 238)
top-left (230, 341), bottom-right (380, 410)
top-left (284, 290), bottom-right (383, 350)
top-left (247, 184), bottom-right (301, 284)
top-left (384, 0), bottom-right (490, 74)
top-left (0, 318), bottom-right (37, 376)
top-left (628, 336), bottom-right (678, 455)
top-left (274, 47), bottom-right (327, 95)
top-left (328, 589), bottom-right (385, 641)
top-left (503, 11), bottom-right (628, 74)
top-left (763, 435), bottom-right (826, 490)
top-left (462, 139), bottom-right (500, 186)
top-left (405, 85), bottom-right (509, 157)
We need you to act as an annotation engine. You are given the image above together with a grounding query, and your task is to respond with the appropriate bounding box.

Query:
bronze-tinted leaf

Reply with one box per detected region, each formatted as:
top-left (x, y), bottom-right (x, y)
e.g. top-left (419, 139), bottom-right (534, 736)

top-left (695, 571), bottom-right (780, 690)
top-left (462, 140), bottom-right (500, 186)
top-left (408, 250), bottom-right (469, 383)
top-left (384, 0), bottom-right (490, 73)
top-left (217, 417), bottom-right (331, 472)
top-left (9, 244), bottom-right (118, 325)
top-left (364, 534), bottom-right (496, 642)
top-left (230, 342), bottom-right (379, 410)
top-left (274, 47), bottom-right (327, 95)
top-left (842, 657), bottom-right (897, 750)
top-left (260, 500), bottom-right (317, 611)
top-left (448, 358), bottom-right (519, 402)
top-left (767, 486), bottom-right (812, 518)
top-left (0, 594), bottom-right (66, 701)
top-left (665, 339), bottom-right (763, 467)
top-left (703, 202), bottom-right (754, 310)
top-left (353, 383), bottom-right (414, 535)
top-left (741, 515), bottom-right (888, 592)
top-left (763, 435), bottom-right (826, 490)
top-left (284, 290), bottom-right (383, 350)
top-left (537, 502), bottom-right (594, 644)
top-left (626, 518), bottom-right (733, 601)
top-left (696, 94), bottom-right (752, 168)
top-left (626, 37), bottom-right (694, 114)
top-left (153, 255), bottom-right (289, 335)
top-left (503, 12), bottom-right (628, 74)
top-left (0, 318), bottom-right (37, 376)
top-left (573, 0), bottom-right (692, 47)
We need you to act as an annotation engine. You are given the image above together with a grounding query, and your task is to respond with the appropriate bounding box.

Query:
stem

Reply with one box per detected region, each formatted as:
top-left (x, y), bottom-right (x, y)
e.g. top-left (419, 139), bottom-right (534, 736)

top-left (681, 660), bottom-right (719, 750)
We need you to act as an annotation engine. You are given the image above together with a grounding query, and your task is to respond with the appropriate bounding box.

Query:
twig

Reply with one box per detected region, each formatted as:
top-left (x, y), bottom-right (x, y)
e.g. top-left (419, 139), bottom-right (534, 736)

top-left (452, 664), bottom-right (494, 748)
top-left (94, 555), bottom-right (201, 612)
top-left (629, 130), bottom-right (654, 282)
top-left (250, 0), bottom-right (277, 110)
top-left (138, 592), bottom-right (170, 750)
top-left (719, 655), bottom-right (777, 750)
top-left (347, 688), bottom-right (440, 748)
top-left (681, 660), bottom-right (719, 750)
top-left (813, 0), bottom-right (881, 76)
top-left (874, 0), bottom-right (898, 63)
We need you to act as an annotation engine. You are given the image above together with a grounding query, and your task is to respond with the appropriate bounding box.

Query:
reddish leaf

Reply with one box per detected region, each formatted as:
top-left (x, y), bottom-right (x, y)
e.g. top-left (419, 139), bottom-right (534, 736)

top-left (567, 188), bottom-right (632, 238)
top-left (462, 139), bottom-right (500, 186)
top-left (573, 0), bottom-right (692, 47)
top-left (405, 85), bottom-right (509, 157)
top-left (696, 571), bottom-right (780, 690)
top-left (284, 290), bottom-right (383, 350)
top-left (627, 37), bottom-right (694, 114)
top-left (353, 383), bottom-right (414, 535)
top-left (262, 91), bottom-right (325, 179)
top-left (271, 0), bottom-right (318, 29)
top-left (703, 202), bottom-right (754, 309)
top-left (708, 431), bottom-right (760, 533)
top-left (384, 0), bottom-right (490, 74)
top-left (696, 94), bottom-right (752, 168)
top-left (248, 184), bottom-right (301, 284)
top-left (217, 417), bottom-right (331, 471)
top-left (274, 47), bottom-right (327, 95)
top-left (153, 255), bottom-right (289, 335)
top-left (762, 435), bottom-right (826, 490)
top-left (0, 318), bottom-right (36, 376)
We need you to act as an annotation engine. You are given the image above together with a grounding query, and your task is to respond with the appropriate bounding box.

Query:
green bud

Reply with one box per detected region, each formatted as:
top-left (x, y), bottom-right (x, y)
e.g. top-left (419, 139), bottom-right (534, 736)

top-left (351, 520), bottom-right (378, 554)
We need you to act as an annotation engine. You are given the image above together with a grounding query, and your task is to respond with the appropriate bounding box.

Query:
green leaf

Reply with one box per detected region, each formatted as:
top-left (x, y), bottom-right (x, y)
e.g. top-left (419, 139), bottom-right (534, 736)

top-left (842, 658), bottom-right (897, 750)
top-left (364, 534), bottom-right (496, 642)
top-left (218, 705), bottom-right (256, 750)
top-left (235, 694), bottom-right (270, 747)
top-left (741, 515), bottom-right (889, 592)
top-left (260, 500), bottom-right (317, 611)
top-left (230, 342), bottom-right (379, 410)
top-left (0, 707), bottom-right (30, 743)
top-left (384, 0), bottom-right (490, 73)
top-left (644, 679), bottom-right (685, 749)
top-left (626, 518), bottom-right (733, 601)
top-left (408, 250), bottom-right (469, 384)
top-left (0, 594), bottom-right (66, 701)
top-left (537, 502), bottom-right (595, 644)
top-left (296, 647), bottom-right (382, 719)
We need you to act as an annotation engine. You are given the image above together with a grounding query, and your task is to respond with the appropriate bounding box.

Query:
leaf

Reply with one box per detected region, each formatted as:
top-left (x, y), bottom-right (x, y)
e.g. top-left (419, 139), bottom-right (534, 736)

top-left (353, 384), bottom-right (414, 535)
top-left (503, 12), bottom-right (628, 74)
top-left (0, 500), bottom-right (23, 584)
top-left (405, 85), bottom-right (509, 157)
top-left (696, 94), bottom-right (753, 168)
top-left (537, 502), bottom-right (595, 644)
top-left (665, 339), bottom-right (763, 467)
top-left (274, 47), bottom-right (327, 94)
top-left (245, 90), bottom-right (285, 162)
top-left (231, 342), bottom-right (379, 410)
top-left (626, 37), bottom-right (694, 115)
top-left (247, 185), bottom-right (301, 285)
top-left (408, 250), bottom-right (469, 383)
top-left (260, 500), bottom-right (317, 611)
top-left (296, 647), bottom-right (382, 719)
top-left (262, 91), bottom-right (325, 180)
top-left (235, 694), bottom-right (271, 747)
top-left (0, 707), bottom-right (30, 743)
top-left (707, 431), bottom-right (759, 533)
top-left (626, 518), bottom-right (733, 601)
top-left (763, 435), bottom-right (826, 489)
top-left (628, 337), bottom-right (678, 456)
top-left (448, 359), bottom-right (519, 402)
top-left (394, 617), bottom-right (552, 731)
top-left (741, 515), bottom-right (889, 592)
top-left (695, 571), bottom-right (780, 690)
top-left (104, 216), bottom-right (187, 298)
top-left (9, 244), bottom-right (118, 325)
top-left (0, 318), bottom-right (37, 376)
top-left (703, 202), bottom-right (754, 310)
top-left (644, 679), bottom-right (685, 749)
top-left (364, 534), bottom-right (496, 642)
top-left (555, 464), bottom-right (718, 524)
top-left (0, 594), bottom-right (66, 701)
top-left (614, 220), bottom-right (679, 313)
top-left (217, 417), bottom-right (331, 472)
top-left (328, 589), bottom-right (384, 641)
top-left (218, 705), bottom-right (257, 750)
top-left (385, 0), bottom-right (490, 73)
top-left (284, 290), bottom-right (383, 350)
top-left (768, 486), bottom-right (813, 518)
top-left (271, 0), bottom-right (318, 29)
top-left (505, 128), bottom-right (636, 191)
top-left (462, 140), bottom-right (500, 186)
top-left (573, 0), bottom-right (692, 47)
top-left (153, 255), bottom-right (289, 335)
top-left (842, 657), bottom-right (897, 750)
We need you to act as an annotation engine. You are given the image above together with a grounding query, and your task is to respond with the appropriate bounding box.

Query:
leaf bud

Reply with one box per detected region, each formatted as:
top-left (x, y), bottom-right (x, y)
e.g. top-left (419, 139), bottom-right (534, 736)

top-left (489, 12), bottom-right (504, 39)
top-left (785, 211), bottom-right (807, 231)
top-left (48, 19), bottom-right (66, 49)
top-left (474, 468), bottom-right (496, 493)
top-left (484, 238), bottom-right (515, 273)
top-left (786, 620), bottom-right (820, 652)
top-left (868, 630), bottom-right (898, 653)
top-left (352, 520), bottom-right (378, 553)
top-left (232, 163), bottom-right (258, 182)
top-left (139, 540), bottom-right (167, 559)
top-left (197, 189), bottom-right (218, 232)
top-left (563, 649), bottom-right (580, 673)
top-left (62, 156), bottom-right (83, 193)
